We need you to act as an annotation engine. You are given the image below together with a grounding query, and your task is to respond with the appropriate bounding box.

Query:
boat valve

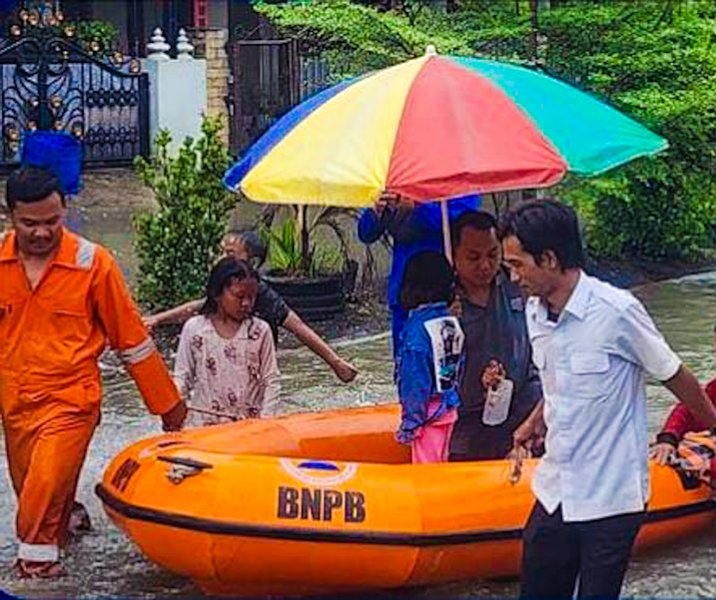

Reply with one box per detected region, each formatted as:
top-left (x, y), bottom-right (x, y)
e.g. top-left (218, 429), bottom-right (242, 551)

top-left (158, 456), bottom-right (213, 485)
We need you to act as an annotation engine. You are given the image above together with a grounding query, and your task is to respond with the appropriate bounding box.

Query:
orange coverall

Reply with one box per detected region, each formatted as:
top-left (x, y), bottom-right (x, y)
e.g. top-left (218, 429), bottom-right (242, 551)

top-left (0, 228), bottom-right (180, 562)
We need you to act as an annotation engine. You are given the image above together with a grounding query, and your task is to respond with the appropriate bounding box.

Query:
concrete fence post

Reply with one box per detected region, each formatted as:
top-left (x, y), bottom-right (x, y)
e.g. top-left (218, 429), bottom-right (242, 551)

top-left (143, 27), bottom-right (207, 155)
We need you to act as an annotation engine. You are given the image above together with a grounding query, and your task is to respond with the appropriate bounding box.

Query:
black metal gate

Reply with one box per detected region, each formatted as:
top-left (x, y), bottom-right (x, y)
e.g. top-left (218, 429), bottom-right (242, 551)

top-left (0, 4), bottom-right (149, 173)
top-left (228, 38), bottom-right (301, 154)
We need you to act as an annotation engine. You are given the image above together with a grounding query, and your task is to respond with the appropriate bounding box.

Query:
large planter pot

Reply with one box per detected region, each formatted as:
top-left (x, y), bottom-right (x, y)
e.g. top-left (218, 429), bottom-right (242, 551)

top-left (264, 272), bottom-right (346, 322)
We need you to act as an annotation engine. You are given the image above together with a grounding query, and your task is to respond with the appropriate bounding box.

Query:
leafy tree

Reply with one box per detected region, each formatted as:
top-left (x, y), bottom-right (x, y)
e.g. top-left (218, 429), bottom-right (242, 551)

top-left (258, 0), bottom-right (716, 260)
top-left (256, 0), bottom-right (471, 78)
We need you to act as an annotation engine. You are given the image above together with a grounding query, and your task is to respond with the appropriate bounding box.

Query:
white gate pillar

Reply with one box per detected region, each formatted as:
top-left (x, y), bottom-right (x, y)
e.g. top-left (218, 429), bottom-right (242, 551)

top-left (143, 28), bottom-right (207, 155)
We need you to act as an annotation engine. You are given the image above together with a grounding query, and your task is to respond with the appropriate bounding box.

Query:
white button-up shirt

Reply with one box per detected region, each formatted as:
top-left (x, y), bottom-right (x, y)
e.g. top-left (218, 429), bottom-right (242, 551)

top-left (526, 271), bottom-right (681, 522)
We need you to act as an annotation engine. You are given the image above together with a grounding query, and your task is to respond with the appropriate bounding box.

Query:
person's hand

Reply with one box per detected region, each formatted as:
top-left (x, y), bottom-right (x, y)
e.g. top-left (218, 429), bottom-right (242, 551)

top-left (513, 409), bottom-right (546, 456)
top-left (449, 290), bottom-right (463, 318)
top-left (507, 445), bottom-right (530, 485)
top-left (481, 360), bottom-right (506, 390)
top-left (161, 401), bottom-right (188, 432)
top-left (649, 441), bottom-right (678, 466)
top-left (143, 314), bottom-right (159, 331)
top-left (375, 192), bottom-right (400, 216)
top-left (332, 357), bottom-right (359, 383)
top-left (374, 195), bottom-right (389, 216)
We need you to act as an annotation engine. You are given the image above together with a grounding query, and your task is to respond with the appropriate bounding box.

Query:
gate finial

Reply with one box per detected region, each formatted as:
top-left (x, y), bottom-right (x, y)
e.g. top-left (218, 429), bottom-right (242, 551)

top-left (147, 28), bottom-right (170, 61)
top-left (176, 29), bottom-right (195, 61)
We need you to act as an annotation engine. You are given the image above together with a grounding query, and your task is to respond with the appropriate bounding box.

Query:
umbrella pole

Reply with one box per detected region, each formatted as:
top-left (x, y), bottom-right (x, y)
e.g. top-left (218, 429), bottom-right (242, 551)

top-left (441, 199), bottom-right (453, 264)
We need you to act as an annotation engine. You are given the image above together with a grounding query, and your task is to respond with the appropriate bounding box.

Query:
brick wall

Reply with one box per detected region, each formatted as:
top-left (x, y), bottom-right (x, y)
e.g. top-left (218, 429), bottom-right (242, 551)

top-left (192, 28), bottom-right (230, 147)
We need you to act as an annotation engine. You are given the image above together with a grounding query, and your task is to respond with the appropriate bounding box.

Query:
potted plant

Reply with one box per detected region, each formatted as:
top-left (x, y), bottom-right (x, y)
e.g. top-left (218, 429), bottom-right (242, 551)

top-left (259, 204), bottom-right (359, 321)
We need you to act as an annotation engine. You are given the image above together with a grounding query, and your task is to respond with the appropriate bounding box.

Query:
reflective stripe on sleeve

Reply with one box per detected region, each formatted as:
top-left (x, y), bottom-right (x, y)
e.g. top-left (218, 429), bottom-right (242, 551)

top-left (119, 337), bottom-right (156, 365)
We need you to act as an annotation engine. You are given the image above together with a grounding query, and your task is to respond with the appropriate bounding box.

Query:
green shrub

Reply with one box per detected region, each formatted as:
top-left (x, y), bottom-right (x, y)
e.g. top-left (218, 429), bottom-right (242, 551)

top-left (133, 117), bottom-right (234, 310)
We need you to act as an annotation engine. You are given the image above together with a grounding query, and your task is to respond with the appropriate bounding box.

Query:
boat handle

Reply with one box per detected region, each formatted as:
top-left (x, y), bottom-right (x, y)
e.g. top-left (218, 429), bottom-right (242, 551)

top-left (158, 456), bottom-right (213, 484)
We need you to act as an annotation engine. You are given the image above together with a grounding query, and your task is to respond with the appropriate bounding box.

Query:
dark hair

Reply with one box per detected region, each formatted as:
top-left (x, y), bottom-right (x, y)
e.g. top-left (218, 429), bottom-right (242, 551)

top-left (224, 229), bottom-right (268, 268)
top-left (451, 210), bottom-right (497, 248)
top-left (499, 198), bottom-right (585, 270)
top-left (200, 256), bottom-right (259, 316)
top-left (5, 165), bottom-right (66, 211)
top-left (399, 251), bottom-right (455, 311)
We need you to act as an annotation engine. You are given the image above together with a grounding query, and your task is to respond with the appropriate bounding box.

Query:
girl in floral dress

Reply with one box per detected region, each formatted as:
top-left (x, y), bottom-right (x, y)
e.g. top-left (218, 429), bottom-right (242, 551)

top-left (173, 257), bottom-right (280, 427)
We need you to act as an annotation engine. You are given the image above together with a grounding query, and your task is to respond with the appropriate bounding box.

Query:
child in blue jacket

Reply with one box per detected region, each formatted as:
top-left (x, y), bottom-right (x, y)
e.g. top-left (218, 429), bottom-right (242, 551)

top-left (396, 251), bottom-right (464, 463)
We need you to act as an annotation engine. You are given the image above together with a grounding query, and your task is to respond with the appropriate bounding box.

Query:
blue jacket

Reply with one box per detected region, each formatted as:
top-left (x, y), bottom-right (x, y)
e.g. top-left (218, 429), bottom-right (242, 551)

top-left (357, 196), bottom-right (480, 309)
top-left (396, 302), bottom-right (463, 444)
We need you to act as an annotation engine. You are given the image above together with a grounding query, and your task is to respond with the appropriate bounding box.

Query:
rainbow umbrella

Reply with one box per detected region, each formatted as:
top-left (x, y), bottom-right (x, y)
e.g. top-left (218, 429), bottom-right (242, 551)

top-left (224, 47), bottom-right (667, 257)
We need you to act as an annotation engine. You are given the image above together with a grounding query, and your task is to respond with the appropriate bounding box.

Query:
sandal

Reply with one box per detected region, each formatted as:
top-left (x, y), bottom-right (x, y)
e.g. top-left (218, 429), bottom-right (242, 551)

top-left (15, 559), bottom-right (67, 579)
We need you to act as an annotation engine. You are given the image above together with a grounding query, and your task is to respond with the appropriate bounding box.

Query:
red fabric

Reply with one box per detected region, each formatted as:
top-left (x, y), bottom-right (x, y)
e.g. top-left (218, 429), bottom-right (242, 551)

top-left (660, 378), bottom-right (716, 486)
top-left (661, 377), bottom-right (716, 439)
top-left (386, 57), bottom-right (567, 200)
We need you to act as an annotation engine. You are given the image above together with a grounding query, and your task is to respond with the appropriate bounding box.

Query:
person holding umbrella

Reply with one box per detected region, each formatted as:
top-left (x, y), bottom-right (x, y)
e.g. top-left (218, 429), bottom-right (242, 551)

top-left (357, 193), bottom-right (478, 357)
top-left (503, 198), bottom-right (716, 599)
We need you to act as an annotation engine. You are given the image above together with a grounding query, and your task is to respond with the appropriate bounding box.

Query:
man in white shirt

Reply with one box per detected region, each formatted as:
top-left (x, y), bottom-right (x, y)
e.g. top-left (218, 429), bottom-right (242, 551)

top-left (501, 198), bottom-right (716, 599)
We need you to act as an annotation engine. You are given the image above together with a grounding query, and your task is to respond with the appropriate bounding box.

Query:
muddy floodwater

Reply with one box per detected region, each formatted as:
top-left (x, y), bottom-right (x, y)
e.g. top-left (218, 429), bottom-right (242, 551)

top-left (1, 205), bottom-right (716, 598)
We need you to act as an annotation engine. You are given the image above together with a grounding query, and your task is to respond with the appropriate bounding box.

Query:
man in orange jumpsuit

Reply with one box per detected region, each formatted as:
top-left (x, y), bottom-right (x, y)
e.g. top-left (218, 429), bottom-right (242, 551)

top-left (0, 166), bottom-right (187, 578)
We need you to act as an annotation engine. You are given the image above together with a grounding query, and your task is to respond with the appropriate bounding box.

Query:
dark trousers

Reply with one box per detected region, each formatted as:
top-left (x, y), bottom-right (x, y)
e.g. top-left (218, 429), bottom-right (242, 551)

top-left (520, 502), bottom-right (645, 600)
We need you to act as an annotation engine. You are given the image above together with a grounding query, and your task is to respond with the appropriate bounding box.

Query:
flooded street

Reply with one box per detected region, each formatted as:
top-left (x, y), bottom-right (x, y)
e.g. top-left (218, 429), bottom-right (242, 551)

top-left (1, 207), bottom-right (716, 598)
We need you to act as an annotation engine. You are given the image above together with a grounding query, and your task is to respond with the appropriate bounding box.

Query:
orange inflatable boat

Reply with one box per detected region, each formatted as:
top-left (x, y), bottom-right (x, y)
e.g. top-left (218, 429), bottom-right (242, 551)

top-left (96, 404), bottom-right (716, 597)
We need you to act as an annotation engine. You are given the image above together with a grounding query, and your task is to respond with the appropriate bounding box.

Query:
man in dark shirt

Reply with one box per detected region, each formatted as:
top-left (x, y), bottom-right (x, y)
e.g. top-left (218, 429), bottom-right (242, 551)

top-left (449, 211), bottom-right (542, 461)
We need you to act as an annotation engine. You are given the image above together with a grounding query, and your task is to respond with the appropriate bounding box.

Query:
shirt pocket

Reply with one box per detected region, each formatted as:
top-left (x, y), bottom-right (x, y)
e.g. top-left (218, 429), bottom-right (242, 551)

top-left (38, 291), bottom-right (87, 318)
top-left (35, 293), bottom-right (91, 348)
top-left (569, 351), bottom-right (610, 399)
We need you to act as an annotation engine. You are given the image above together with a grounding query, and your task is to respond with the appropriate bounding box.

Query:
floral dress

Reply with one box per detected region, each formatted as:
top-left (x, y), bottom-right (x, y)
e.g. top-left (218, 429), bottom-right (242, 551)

top-left (173, 315), bottom-right (280, 427)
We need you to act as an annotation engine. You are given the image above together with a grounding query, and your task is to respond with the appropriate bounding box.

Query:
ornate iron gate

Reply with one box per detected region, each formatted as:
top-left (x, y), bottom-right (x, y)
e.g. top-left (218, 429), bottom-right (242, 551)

top-left (0, 4), bottom-right (149, 173)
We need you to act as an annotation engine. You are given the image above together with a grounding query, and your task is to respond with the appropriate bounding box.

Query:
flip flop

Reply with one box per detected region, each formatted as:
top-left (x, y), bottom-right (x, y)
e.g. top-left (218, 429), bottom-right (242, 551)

top-left (15, 559), bottom-right (67, 579)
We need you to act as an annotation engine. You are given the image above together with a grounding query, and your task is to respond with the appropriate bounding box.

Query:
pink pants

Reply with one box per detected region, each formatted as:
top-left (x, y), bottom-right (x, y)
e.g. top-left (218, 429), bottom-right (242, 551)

top-left (411, 401), bottom-right (458, 464)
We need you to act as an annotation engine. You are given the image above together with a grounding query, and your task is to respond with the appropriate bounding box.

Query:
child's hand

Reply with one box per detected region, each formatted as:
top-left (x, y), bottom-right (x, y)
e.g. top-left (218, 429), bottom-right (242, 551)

top-left (449, 290), bottom-right (463, 318)
top-left (143, 314), bottom-right (159, 331)
top-left (332, 357), bottom-right (359, 383)
top-left (649, 441), bottom-right (678, 465)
